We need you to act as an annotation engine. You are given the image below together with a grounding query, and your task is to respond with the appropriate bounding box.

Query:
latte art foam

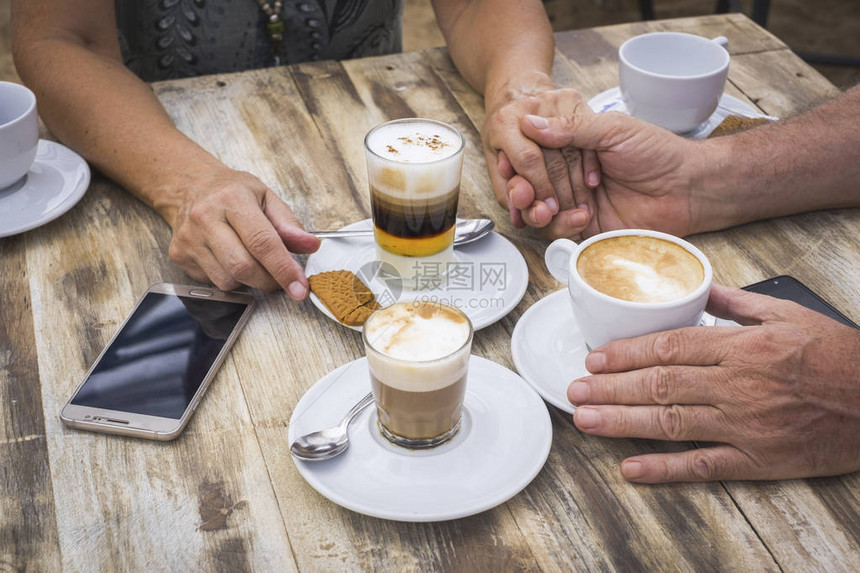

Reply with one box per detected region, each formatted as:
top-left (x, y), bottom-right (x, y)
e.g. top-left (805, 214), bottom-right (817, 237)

top-left (365, 302), bottom-right (470, 361)
top-left (577, 236), bottom-right (704, 303)
top-left (364, 302), bottom-right (471, 392)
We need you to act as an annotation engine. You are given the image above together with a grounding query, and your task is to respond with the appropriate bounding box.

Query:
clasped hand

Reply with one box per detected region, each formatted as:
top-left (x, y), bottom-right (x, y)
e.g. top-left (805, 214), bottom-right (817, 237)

top-left (568, 284), bottom-right (860, 483)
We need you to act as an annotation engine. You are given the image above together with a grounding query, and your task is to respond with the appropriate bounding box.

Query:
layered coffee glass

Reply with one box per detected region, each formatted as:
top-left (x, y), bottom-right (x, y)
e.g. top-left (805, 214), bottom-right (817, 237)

top-left (364, 118), bottom-right (465, 285)
top-left (363, 301), bottom-right (473, 449)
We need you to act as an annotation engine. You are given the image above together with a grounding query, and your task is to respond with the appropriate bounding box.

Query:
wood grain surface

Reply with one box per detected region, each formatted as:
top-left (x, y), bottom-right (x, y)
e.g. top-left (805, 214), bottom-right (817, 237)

top-left (2, 14), bottom-right (858, 572)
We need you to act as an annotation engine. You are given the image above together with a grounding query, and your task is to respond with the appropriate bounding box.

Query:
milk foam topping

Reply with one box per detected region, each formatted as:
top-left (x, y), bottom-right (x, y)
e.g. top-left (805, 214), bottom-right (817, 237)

top-left (364, 302), bottom-right (471, 391)
top-left (366, 120), bottom-right (464, 199)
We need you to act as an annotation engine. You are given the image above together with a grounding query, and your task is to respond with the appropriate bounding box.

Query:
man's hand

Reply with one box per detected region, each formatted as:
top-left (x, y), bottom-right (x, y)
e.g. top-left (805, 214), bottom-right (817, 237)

top-left (567, 283), bottom-right (860, 483)
top-left (483, 86), bottom-right (596, 233)
top-left (159, 167), bottom-right (320, 298)
top-left (521, 105), bottom-right (704, 237)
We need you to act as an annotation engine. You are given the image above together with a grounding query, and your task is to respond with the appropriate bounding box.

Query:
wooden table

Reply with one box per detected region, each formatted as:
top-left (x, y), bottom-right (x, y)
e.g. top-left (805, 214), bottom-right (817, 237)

top-left (3, 13), bottom-right (858, 572)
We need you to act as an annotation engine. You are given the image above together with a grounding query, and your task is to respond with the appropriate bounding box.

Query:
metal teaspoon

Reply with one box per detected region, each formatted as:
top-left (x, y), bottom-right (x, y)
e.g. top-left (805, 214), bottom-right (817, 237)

top-left (290, 392), bottom-right (375, 461)
top-left (309, 218), bottom-right (495, 247)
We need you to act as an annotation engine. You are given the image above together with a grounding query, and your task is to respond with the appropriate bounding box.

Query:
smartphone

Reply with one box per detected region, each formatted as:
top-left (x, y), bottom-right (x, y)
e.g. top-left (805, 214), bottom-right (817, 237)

top-left (716, 275), bottom-right (858, 329)
top-left (60, 283), bottom-right (255, 440)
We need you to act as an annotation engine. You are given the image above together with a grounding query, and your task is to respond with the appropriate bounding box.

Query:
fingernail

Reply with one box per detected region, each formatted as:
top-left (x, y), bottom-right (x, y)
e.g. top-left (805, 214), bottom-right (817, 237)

top-left (585, 351), bottom-right (606, 373)
top-left (545, 197), bottom-right (559, 214)
top-left (288, 281), bottom-right (307, 300)
top-left (587, 171), bottom-right (600, 187)
top-left (575, 407), bottom-right (600, 429)
top-left (621, 461), bottom-right (644, 479)
top-left (568, 210), bottom-right (587, 227)
top-left (526, 114), bottom-right (549, 129)
top-left (568, 381), bottom-right (589, 404)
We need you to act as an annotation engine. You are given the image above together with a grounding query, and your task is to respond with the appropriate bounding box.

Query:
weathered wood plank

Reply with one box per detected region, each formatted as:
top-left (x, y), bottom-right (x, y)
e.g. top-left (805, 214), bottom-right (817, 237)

top-left (0, 233), bottom-right (61, 572)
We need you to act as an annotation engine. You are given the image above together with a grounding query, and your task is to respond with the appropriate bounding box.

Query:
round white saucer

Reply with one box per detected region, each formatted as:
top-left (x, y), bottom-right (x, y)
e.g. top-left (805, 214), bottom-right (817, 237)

top-left (0, 140), bottom-right (91, 238)
top-left (304, 218), bottom-right (528, 330)
top-left (511, 289), bottom-right (719, 414)
top-left (511, 289), bottom-right (583, 414)
top-left (288, 355), bottom-right (552, 522)
top-left (587, 87), bottom-right (778, 139)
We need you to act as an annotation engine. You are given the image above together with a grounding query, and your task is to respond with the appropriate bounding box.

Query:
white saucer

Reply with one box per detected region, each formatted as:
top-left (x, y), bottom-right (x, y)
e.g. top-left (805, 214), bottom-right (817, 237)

top-left (511, 289), bottom-right (584, 414)
top-left (288, 355), bottom-right (552, 522)
top-left (587, 87), bottom-right (778, 140)
top-left (304, 218), bottom-right (528, 330)
top-left (511, 289), bottom-right (719, 413)
top-left (0, 140), bottom-right (91, 238)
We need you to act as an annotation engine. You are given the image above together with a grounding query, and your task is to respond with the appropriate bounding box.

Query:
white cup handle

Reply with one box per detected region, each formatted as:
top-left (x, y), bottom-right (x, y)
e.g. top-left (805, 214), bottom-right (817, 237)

top-left (544, 238), bottom-right (578, 284)
top-left (711, 36), bottom-right (729, 50)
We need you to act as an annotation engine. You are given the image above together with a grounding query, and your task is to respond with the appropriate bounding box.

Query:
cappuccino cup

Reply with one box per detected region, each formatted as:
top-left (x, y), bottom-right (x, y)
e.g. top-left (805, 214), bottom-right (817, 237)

top-left (363, 300), bottom-right (473, 449)
top-left (619, 32), bottom-right (730, 134)
top-left (545, 230), bottom-right (713, 349)
top-left (0, 82), bottom-right (39, 189)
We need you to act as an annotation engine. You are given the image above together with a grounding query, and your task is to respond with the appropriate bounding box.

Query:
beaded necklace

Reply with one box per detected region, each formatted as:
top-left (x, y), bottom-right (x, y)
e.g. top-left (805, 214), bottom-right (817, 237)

top-left (254, 0), bottom-right (286, 65)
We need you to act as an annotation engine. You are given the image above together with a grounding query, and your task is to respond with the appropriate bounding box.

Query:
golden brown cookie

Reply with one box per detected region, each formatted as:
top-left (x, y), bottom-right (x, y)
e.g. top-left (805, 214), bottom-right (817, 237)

top-left (308, 270), bottom-right (381, 326)
top-left (708, 115), bottom-right (772, 138)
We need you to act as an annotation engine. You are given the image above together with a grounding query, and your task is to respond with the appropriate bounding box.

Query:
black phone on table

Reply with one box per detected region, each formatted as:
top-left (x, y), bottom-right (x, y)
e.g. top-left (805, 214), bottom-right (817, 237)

top-left (60, 283), bottom-right (255, 440)
top-left (716, 275), bottom-right (858, 329)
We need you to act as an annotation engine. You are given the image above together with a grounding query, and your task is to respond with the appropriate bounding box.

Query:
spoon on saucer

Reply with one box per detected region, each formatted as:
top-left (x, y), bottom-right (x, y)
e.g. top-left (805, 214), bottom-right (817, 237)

top-left (309, 218), bottom-right (495, 247)
top-left (290, 392), bottom-right (375, 461)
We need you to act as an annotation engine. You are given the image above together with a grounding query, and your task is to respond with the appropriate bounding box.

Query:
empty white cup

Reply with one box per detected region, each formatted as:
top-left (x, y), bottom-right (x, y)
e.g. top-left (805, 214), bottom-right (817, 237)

top-left (0, 82), bottom-right (39, 189)
top-left (619, 32), bottom-right (730, 134)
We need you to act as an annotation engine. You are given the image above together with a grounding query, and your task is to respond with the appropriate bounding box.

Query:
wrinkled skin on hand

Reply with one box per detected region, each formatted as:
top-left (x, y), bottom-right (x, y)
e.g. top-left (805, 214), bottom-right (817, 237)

top-left (521, 104), bottom-right (703, 238)
top-left (161, 167), bottom-right (320, 298)
top-left (568, 284), bottom-right (860, 483)
top-left (483, 87), bottom-right (598, 236)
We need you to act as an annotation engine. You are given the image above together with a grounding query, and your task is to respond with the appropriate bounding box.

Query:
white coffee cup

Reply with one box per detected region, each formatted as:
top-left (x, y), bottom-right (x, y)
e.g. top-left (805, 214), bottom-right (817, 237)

top-left (0, 82), bottom-right (39, 189)
top-left (619, 32), bottom-right (730, 134)
top-left (545, 229), bottom-right (713, 349)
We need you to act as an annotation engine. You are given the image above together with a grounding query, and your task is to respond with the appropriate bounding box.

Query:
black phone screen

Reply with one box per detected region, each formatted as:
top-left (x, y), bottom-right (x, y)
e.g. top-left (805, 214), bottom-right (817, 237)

top-left (71, 293), bottom-right (249, 419)
top-left (743, 275), bottom-right (858, 329)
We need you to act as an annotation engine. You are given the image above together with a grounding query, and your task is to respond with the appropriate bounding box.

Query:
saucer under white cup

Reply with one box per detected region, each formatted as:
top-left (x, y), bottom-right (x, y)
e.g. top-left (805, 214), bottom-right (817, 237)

top-left (288, 355), bottom-right (552, 522)
top-left (304, 218), bottom-right (528, 330)
top-left (0, 140), bottom-right (91, 238)
top-left (587, 88), bottom-right (777, 140)
top-left (511, 289), bottom-right (719, 414)
top-left (0, 81), bottom-right (39, 189)
top-left (619, 32), bottom-right (730, 133)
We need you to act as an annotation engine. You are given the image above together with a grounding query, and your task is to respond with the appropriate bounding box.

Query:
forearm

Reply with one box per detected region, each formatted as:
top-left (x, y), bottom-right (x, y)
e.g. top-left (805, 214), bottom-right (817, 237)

top-left (431, 0), bottom-right (555, 110)
top-left (691, 86), bottom-right (860, 232)
top-left (13, 36), bottom-right (222, 227)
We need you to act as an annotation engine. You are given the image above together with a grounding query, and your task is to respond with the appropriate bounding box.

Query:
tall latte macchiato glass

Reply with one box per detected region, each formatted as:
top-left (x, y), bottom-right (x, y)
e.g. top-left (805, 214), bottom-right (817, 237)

top-left (364, 118), bottom-right (465, 285)
top-left (545, 230), bottom-right (713, 349)
top-left (363, 301), bottom-right (473, 449)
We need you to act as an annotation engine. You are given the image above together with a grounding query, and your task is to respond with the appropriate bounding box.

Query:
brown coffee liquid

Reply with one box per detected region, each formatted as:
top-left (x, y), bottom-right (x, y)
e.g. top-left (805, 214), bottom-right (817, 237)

top-left (370, 183), bottom-right (459, 257)
top-left (577, 236), bottom-right (704, 303)
top-left (370, 373), bottom-right (467, 440)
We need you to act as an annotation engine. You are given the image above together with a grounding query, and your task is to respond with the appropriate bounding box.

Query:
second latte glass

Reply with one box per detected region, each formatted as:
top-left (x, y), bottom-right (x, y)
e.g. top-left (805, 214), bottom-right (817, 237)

top-left (364, 118), bottom-right (465, 286)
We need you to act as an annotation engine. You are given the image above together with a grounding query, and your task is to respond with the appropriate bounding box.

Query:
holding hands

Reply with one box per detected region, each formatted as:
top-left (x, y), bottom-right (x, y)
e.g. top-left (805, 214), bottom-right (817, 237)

top-left (483, 85), bottom-right (599, 237)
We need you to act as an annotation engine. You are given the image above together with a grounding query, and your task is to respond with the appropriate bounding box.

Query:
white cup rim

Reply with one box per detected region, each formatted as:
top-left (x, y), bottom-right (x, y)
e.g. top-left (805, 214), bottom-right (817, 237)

top-left (568, 229), bottom-right (713, 309)
top-left (364, 117), bottom-right (466, 166)
top-left (0, 81), bottom-right (37, 131)
top-left (619, 32), bottom-right (730, 81)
